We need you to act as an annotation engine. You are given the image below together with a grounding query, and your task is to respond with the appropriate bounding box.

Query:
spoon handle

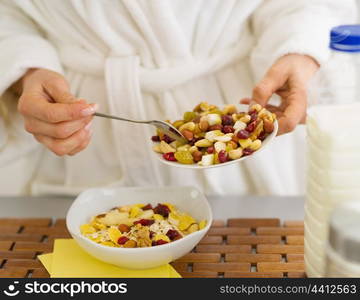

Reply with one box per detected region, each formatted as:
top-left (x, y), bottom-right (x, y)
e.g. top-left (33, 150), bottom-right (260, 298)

top-left (94, 112), bottom-right (148, 124)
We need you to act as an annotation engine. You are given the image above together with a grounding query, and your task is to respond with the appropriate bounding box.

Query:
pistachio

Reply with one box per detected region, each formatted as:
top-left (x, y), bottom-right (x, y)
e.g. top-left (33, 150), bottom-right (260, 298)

top-left (159, 141), bottom-right (175, 154)
top-left (172, 120), bottom-right (185, 129)
top-left (229, 148), bottom-right (243, 160)
top-left (227, 141), bottom-right (238, 150)
top-left (179, 121), bottom-right (196, 132)
top-left (249, 139), bottom-right (262, 151)
top-left (177, 144), bottom-right (191, 152)
top-left (152, 144), bottom-right (162, 153)
top-left (250, 103), bottom-right (262, 112)
top-left (222, 104), bottom-right (237, 115)
top-left (194, 139), bottom-right (213, 148)
top-left (239, 138), bottom-right (252, 149)
top-left (189, 146), bottom-right (198, 153)
top-left (239, 114), bottom-right (251, 124)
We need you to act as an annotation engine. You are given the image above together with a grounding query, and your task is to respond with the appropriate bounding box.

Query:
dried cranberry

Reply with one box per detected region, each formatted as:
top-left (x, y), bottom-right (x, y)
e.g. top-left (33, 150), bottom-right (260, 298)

top-left (222, 125), bottom-right (235, 134)
top-left (117, 236), bottom-right (129, 245)
top-left (149, 231), bottom-right (155, 239)
top-left (243, 148), bottom-right (254, 156)
top-left (258, 131), bottom-right (267, 141)
top-left (221, 115), bottom-right (233, 126)
top-left (246, 121), bottom-right (257, 133)
top-left (166, 229), bottom-right (181, 241)
top-left (154, 239), bottom-right (169, 246)
top-left (163, 152), bottom-right (176, 161)
top-left (151, 135), bottom-right (160, 142)
top-left (250, 111), bottom-right (258, 122)
top-left (248, 109), bottom-right (256, 115)
top-left (218, 150), bottom-right (229, 163)
top-left (134, 219), bottom-right (155, 226)
top-left (153, 204), bottom-right (171, 217)
top-left (207, 146), bottom-right (215, 154)
top-left (237, 130), bottom-right (250, 139)
top-left (189, 137), bottom-right (201, 146)
top-left (163, 134), bottom-right (174, 143)
top-left (208, 124), bottom-right (223, 131)
top-left (142, 203), bottom-right (153, 210)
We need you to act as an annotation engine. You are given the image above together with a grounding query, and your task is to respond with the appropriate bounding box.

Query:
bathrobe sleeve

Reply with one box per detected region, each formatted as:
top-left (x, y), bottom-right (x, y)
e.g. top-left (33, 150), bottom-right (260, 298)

top-left (0, 0), bottom-right (62, 174)
top-left (250, 0), bottom-right (358, 81)
top-left (0, 0), bottom-right (63, 96)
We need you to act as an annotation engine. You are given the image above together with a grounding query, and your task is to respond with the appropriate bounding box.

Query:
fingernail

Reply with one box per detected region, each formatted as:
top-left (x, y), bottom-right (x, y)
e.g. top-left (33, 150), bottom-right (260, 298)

top-left (84, 121), bottom-right (93, 132)
top-left (81, 103), bottom-right (98, 116)
top-left (77, 99), bottom-right (87, 104)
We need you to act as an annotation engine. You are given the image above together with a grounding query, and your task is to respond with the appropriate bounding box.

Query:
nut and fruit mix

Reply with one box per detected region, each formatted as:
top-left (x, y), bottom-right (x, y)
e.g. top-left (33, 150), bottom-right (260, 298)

top-left (80, 203), bottom-right (207, 248)
top-left (151, 102), bottom-right (276, 165)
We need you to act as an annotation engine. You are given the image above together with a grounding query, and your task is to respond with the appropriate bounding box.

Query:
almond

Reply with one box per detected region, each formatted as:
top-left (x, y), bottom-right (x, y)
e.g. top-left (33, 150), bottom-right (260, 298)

top-left (118, 224), bottom-right (130, 233)
top-left (199, 119), bottom-right (209, 131)
top-left (181, 129), bottom-right (194, 141)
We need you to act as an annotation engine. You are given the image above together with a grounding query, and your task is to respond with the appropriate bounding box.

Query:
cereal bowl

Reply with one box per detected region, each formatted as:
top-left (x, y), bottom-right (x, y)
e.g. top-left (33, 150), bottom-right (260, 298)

top-left (152, 104), bottom-right (278, 169)
top-left (66, 186), bottom-right (212, 269)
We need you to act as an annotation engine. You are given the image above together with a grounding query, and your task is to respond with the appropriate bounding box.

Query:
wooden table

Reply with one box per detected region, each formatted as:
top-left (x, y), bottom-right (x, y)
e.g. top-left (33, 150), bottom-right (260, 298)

top-left (0, 218), bottom-right (305, 278)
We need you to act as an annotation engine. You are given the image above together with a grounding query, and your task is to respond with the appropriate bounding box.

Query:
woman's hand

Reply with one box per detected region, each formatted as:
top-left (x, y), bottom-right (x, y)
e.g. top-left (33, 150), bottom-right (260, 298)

top-left (17, 68), bottom-right (98, 156)
top-left (242, 54), bottom-right (319, 135)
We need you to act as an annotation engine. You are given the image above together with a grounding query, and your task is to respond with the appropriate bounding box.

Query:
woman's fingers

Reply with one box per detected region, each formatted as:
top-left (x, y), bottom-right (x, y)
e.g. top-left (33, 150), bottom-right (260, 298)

top-left (25, 116), bottom-right (93, 139)
top-left (18, 94), bottom-right (97, 123)
top-left (277, 89), bottom-right (307, 135)
top-left (68, 135), bottom-right (91, 156)
top-left (239, 98), bottom-right (251, 104)
top-left (34, 127), bottom-right (92, 156)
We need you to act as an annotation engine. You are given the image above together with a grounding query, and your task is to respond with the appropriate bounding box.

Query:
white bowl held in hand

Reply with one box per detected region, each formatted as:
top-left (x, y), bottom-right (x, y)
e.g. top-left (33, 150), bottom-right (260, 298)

top-left (152, 104), bottom-right (278, 169)
top-left (66, 186), bottom-right (212, 269)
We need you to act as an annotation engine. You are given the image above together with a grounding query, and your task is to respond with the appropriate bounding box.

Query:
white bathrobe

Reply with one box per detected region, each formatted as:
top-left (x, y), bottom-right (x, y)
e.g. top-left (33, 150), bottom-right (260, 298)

top-left (0, 0), bottom-right (357, 196)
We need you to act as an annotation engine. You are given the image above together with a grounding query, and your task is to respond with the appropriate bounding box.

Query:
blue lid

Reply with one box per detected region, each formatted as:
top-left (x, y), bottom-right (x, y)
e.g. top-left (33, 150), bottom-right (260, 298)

top-left (330, 25), bottom-right (360, 52)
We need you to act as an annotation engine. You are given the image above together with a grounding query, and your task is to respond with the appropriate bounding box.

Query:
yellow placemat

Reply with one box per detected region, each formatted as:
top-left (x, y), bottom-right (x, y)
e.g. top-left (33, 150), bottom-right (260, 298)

top-left (38, 239), bottom-right (181, 278)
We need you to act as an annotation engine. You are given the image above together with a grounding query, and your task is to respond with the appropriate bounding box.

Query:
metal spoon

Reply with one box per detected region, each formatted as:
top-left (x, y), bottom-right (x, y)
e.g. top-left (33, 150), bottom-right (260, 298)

top-left (93, 112), bottom-right (186, 143)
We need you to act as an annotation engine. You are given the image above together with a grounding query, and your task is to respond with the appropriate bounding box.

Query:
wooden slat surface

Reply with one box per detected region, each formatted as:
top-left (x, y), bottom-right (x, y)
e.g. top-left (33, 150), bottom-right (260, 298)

top-left (227, 218), bottom-right (280, 228)
top-left (225, 254), bottom-right (282, 263)
top-left (199, 236), bottom-right (223, 245)
top-left (196, 245), bottom-right (252, 254)
top-left (256, 227), bottom-right (304, 236)
top-left (257, 244), bottom-right (304, 254)
top-left (193, 262), bottom-right (250, 272)
top-left (0, 217), bottom-right (306, 278)
top-left (286, 236), bottom-right (304, 245)
top-left (224, 272), bottom-right (284, 278)
top-left (286, 254), bottom-right (305, 262)
top-left (257, 262), bottom-right (305, 272)
top-left (227, 235), bottom-right (281, 245)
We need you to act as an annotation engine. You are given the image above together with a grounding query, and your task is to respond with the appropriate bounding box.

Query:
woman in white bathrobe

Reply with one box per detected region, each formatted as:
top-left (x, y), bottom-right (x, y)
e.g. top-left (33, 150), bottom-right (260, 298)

top-left (0, 0), bottom-right (357, 196)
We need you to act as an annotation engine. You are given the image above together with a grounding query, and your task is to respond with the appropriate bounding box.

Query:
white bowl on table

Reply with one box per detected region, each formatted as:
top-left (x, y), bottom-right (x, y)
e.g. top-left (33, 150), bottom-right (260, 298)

top-left (66, 186), bottom-right (212, 269)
